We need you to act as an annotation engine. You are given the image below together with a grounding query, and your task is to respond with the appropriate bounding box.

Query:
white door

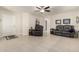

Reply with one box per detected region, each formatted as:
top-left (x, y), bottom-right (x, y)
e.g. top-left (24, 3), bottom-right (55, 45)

top-left (44, 18), bottom-right (50, 36)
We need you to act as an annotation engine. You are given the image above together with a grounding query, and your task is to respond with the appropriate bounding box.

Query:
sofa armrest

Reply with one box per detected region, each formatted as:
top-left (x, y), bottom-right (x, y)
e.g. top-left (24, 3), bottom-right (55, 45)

top-left (74, 31), bottom-right (78, 38)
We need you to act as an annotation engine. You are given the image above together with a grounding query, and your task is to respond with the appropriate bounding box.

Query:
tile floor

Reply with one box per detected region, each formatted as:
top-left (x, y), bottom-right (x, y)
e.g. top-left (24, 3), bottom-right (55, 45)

top-left (0, 35), bottom-right (79, 52)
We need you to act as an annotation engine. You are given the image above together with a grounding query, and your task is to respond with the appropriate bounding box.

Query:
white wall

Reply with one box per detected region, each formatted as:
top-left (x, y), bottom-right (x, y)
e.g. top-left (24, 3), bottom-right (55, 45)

top-left (29, 14), bottom-right (37, 29)
top-left (14, 13), bottom-right (23, 36)
top-left (29, 14), bottom-right (44, 28)
top-left (14, 12), bottom-right (32, 36)
top-left (2, 13), bottom-right (17, 36)
top-left (0, 14), bottom-right (2, 36)
top-left (22, 13), bottom-right (30, 35)
top-left (50, 10), bottom-right (79, 31)
top-left (1, 11), bottom-right (31, 36)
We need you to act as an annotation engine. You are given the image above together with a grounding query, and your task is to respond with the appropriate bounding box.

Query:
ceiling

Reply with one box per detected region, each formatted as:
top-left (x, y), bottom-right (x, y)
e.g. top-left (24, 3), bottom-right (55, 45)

top-left (1, 6), bottom-right (79, 15)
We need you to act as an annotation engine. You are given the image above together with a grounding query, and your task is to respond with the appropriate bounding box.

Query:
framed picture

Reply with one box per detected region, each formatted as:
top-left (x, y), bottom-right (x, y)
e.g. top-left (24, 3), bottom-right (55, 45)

top-left (63, 19), bottom-right (70, 24)
top-left (56, 20), bottom-right (61, 24)
top-left (76, 16), bottom-right (79, 24)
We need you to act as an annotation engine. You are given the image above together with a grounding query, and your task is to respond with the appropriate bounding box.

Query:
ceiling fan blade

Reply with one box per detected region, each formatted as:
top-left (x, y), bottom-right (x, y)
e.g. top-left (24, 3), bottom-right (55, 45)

top-left (36, 7), bottom-right (41, 9)
top-left (45, 10), bottom-right (50, 12)
top-left (44, 6), bottom-right (50, 9)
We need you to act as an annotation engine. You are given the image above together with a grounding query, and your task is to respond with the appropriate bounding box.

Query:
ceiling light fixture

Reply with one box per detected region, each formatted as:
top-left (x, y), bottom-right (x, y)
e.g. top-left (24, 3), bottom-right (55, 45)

top-left (40, 9), bottom-right (44, 13)
top-left (35, 6), bottom-right (50, 13)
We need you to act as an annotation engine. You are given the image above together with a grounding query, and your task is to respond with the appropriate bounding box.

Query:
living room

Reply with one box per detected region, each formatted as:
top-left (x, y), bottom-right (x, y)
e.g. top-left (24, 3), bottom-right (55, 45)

top-left (0, 6), bottom-right (79, 52)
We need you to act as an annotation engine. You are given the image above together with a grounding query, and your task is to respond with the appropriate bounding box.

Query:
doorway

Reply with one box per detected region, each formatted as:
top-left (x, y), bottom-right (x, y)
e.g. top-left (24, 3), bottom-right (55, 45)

top-left (44, 18), bottom-right (50, 36)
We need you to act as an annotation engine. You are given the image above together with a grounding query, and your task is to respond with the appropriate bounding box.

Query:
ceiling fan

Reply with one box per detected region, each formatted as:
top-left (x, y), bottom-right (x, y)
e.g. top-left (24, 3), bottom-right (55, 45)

top-left (35, 6), bottom-right (50, 13)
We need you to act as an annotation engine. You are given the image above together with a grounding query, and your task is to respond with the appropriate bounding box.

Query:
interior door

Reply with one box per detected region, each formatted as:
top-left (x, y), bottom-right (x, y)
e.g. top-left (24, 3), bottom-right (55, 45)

top-left (44, 18), bottom-right (50, 36)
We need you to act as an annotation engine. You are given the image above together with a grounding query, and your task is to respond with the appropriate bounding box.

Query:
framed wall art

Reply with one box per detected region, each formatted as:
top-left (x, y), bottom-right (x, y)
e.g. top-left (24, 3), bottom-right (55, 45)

top-left (55, 20), bottom-right (61, 24)
top-left (63, 19), bottom-right (71, 24)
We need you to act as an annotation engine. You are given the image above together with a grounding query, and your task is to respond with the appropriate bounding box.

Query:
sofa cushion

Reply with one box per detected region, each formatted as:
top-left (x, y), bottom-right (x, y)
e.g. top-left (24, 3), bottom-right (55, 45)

top-left (56, 25), bottom-right (63, 31)
top-left (51, 25), bottom-right (77, 38)
top-left (63, 25), bottom-right (74, 32)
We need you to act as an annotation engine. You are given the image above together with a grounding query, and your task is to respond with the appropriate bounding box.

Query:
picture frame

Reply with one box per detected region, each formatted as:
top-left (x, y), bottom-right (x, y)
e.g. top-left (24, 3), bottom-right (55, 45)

top-left (76, 16), bottom-right (79, 24)
top-left (63, 19), bottom-right (70, 24)
top-left (56, 20), bottom-right (61, 24)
